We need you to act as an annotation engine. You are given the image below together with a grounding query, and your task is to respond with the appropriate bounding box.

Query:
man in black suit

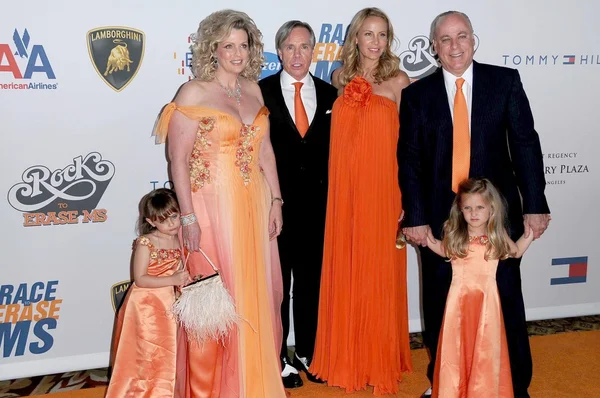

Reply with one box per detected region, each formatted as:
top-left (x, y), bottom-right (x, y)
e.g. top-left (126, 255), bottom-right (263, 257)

top-left (259, 20), bottom-right (338, 389)
top-left (398, 11), bottom-right (551, 398)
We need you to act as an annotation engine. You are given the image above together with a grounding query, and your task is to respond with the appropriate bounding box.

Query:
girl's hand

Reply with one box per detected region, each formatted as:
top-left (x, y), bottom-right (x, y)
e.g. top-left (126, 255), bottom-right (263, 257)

top-left (269, 202), bottom-right (283, 241)
top-left (183, 222), bottom-right (201, 252)
top-left (524, 225), bottom-right (535, 243)
top-left (398, 210), bottom-right (405, 223)
top-left (171, 269), bottom-right (190, 286)
top-left (426, 234), bottom-right (445, 258)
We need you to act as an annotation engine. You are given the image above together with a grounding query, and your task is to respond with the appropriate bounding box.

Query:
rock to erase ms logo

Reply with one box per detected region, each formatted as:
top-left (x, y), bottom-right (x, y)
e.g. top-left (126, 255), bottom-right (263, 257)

top-left (399, 34), bottom-right (480, 81)
top-left (0, 281), bottom-right (62, 357)
top-left (7, 152), bottom-right (115, 227)
top-left (87, 26), bottom-right (145, 91)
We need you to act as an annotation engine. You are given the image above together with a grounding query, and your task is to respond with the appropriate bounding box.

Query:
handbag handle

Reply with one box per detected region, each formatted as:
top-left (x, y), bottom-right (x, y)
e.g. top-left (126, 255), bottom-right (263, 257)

top-left (183, 249), bottom-right (220, 274)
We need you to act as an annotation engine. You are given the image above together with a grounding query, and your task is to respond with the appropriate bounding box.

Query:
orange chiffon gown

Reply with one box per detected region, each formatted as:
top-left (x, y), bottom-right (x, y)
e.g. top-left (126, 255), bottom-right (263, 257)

top-left (432, 238), bottom-right (513, 398)
top-left (106, 236), bottom-right (181, 397)
top-left (153, 103), bottom-right (286, 398)
top-left (310, 76), bottom-right (413, 395)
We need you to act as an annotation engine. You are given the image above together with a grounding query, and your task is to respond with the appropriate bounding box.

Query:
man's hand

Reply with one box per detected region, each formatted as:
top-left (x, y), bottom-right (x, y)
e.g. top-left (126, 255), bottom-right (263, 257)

top-left (523, 214), bottom-right (551, 240)
top-left (402, 225), bottom-right (436, 247)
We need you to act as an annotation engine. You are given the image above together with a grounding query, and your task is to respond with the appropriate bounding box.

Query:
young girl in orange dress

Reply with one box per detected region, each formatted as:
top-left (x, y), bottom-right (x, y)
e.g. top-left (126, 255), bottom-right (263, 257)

top-left (426, 178), bottom-right (534, 398)
top-left (106, 188), bottom-right (190, 397)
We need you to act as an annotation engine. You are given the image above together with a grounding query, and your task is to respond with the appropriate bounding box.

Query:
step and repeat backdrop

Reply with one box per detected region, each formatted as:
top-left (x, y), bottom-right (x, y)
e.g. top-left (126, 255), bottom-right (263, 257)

top-left (1, 0), bottom-right (598, 380)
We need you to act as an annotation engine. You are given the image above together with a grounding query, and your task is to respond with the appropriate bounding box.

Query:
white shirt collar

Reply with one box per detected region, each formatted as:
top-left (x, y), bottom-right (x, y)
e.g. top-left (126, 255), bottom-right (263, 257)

top-left (280, 69), bottom-right (314, 89)
top-left (442, 62), bottom-right (474, 89)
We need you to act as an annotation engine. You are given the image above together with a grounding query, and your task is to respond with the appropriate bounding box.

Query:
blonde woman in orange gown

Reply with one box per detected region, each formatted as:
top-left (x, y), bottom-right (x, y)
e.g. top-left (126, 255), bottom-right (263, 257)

top-left (309, 7), bottom-right (413, 395)
top-left (426, 178), bottom-right (534, 398)
top-left (106, 189), bottom-right (190, 397)
top-left (153, 10), bottom-right (286, 398)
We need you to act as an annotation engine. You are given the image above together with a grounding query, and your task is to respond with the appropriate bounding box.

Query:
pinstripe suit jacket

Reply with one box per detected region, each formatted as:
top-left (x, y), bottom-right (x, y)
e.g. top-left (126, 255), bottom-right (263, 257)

top-left (398, 61), bottom-right (549, 238)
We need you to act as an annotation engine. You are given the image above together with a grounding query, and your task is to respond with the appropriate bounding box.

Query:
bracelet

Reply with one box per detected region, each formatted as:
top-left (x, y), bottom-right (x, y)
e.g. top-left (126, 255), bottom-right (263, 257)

top-left (180, 213), bottom-right (198, 226)
top-left (271, 197), bottom-right (284, 205)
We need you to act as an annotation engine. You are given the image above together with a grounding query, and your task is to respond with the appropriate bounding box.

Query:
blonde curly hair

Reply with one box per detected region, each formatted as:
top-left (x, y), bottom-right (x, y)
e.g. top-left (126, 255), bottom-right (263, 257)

top-left (337, 7), bottom-right (401, 86)
top-left (190, 9), bottom-right (264, 82)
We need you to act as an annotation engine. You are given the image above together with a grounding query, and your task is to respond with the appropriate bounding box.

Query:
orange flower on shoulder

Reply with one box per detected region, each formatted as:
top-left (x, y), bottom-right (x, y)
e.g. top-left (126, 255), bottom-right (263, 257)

top-left (343, 76), bottom-right (372, 107)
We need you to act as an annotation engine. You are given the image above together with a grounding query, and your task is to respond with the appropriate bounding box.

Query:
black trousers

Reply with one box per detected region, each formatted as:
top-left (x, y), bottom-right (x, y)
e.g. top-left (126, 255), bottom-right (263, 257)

top-left (278, 198), bottom-right (326, 359)
top-left (420, 247), bottom-right (532, 398)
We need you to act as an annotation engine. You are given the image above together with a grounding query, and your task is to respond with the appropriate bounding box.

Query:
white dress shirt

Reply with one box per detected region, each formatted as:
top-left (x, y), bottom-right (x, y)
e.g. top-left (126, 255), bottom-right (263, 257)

top-left (280, 70), bottom-right (317, 125)
top-left (442, 62), bottom-right (473, 134)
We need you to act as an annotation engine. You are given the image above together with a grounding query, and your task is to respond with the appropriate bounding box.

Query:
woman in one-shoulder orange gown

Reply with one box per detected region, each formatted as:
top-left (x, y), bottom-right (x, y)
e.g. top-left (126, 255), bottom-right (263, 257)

top-left (310, 8), bottom-right (413, 395)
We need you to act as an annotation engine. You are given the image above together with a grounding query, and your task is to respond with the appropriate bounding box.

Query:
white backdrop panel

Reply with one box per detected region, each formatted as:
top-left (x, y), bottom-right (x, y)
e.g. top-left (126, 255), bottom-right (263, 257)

top-left (0, 0), bottom-right (598, 380)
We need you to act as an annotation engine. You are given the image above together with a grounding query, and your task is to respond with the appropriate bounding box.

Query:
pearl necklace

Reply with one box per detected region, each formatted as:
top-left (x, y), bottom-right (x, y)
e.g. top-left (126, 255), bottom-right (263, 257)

top-left (216, 77), bottom-right (242, 106)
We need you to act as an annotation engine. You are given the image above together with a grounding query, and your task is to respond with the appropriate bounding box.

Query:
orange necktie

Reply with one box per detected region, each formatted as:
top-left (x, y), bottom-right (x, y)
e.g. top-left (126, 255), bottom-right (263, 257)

top-left (451, 77), bottom-right (470, 193)
top-left (293, 82), bottom-right (309, 137)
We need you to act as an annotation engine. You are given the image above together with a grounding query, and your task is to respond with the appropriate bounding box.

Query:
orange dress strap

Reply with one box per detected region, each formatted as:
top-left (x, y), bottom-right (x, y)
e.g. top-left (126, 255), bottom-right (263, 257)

top-left (152, 103), bottom-right (212, 144)
top-left (135, 235), bottom-right (154, 250)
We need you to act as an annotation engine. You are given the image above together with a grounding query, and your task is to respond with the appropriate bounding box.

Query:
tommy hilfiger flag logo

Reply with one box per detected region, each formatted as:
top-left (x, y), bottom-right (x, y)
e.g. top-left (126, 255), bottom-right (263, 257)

top-left (550, 256), bottom-right (588, 285)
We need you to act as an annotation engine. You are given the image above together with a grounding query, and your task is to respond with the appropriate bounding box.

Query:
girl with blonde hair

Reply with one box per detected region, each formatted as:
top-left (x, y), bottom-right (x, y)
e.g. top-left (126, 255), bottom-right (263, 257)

top-left (427, 178), bottom-right (534, 398)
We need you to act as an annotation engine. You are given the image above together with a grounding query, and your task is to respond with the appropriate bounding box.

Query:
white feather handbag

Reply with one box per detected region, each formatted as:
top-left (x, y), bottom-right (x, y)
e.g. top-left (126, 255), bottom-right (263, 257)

top-left (171, 249), bottom-right (240, 343)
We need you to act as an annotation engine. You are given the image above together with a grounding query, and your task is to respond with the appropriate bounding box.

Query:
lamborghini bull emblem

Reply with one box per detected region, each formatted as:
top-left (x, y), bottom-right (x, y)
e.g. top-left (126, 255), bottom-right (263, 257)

top-left (105, 40), bottom-right (133, 75)
top-left (87, 27), bottom-right (145, 92)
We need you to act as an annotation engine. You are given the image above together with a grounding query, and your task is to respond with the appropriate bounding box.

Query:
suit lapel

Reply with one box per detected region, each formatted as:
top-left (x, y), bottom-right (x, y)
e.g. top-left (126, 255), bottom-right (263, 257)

top-left (304, 74), bottom-right (326, 139)
top-left (431, 68), bottom-right (453, 145)
top-left (470, 61), bottom-right (486, 173)
top-left (269, 71), bottom-right (298, 133)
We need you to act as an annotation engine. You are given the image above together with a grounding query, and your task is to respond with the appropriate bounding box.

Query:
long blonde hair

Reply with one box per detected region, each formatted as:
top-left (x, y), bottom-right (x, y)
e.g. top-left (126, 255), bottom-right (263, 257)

top-left (190, 9), bottom-right (264, 82)
top-left (337, 7), bottom-right (401, 86)
top-left (442, 178), bottom-right (513, 260)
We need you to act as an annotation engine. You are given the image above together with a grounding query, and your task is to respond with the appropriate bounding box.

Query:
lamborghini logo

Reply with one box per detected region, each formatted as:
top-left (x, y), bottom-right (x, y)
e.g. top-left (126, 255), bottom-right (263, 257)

top-left (110, 280), bottom-right (131, 312)
top-left (87, 26), bottom-right (145, 92)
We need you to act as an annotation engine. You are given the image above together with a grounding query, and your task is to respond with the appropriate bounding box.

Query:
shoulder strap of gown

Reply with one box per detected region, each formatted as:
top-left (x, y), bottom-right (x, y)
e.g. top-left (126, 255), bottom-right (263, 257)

top-left (135, 236), bottom-right (154, 250)
top-left (151, 102), bottom-right (208, 144)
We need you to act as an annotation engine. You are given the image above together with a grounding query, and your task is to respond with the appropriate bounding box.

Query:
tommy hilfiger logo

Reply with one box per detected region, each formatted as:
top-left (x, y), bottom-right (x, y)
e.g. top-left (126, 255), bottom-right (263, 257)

top-left (550, 256), bottom-right (588, 285)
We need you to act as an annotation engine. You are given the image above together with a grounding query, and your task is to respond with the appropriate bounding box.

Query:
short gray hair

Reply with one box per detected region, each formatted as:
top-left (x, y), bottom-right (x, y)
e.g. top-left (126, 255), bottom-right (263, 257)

top-left (429, 11), bottom-right (474, 42)
top-left (275, 20), bottom-right (316, 51)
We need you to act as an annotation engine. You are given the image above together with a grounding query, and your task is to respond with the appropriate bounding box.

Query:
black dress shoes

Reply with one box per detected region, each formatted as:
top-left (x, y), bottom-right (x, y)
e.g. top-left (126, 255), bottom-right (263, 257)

top-left (281, 356), bottom-right (303, 388)
top-left (293, 353), bottom-right (325, 384)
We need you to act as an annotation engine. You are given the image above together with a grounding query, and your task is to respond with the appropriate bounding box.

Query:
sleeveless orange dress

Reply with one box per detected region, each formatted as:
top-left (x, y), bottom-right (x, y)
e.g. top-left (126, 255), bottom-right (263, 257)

top-left (432, 238), bottom-right (513, 398)
top-left (153, 104), bottom-right (286, 398)
top-left (106, 236), bottom-right (180, 397)
top-left (310, 77), bottom-right (413, 394)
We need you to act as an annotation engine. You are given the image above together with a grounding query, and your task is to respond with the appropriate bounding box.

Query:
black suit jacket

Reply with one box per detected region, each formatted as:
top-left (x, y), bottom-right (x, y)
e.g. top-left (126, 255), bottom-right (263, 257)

top-left (398, 61), bottom-right (550, 238)
top-left (259, 72), bottom-right (338, 213)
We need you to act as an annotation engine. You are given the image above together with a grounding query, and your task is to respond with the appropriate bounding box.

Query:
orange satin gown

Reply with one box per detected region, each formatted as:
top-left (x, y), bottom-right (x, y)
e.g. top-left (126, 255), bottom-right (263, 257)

top-left (106, 236), bottom-right (181, 398)
top-left (432, 239), bottom-right (513, 398)
top-left (154, 104), bottom-right (286, 398)
top-left (310, 77), bottom-right (413, 395)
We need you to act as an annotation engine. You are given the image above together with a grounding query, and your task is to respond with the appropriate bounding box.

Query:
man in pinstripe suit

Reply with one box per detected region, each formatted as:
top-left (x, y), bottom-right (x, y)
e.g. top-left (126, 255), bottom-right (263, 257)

top-left (398, 11), bottom-right (551, 398)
